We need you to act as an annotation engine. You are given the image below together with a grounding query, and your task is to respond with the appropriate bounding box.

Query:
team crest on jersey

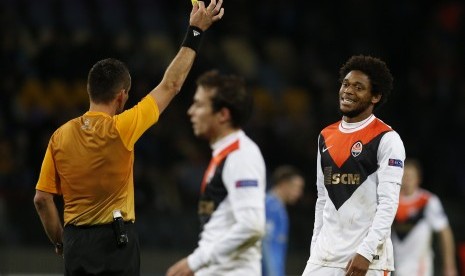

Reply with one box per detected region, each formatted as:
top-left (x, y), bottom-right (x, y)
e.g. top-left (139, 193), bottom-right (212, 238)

top-left (351, 141), bottom-right (363, 157)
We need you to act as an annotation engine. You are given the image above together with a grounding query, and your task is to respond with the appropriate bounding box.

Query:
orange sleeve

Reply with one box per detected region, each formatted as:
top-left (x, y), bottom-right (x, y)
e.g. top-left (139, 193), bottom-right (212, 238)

top-left (35, 141), bottom-right (62, 195)
top-left (114, 95), bottom-right (160, 150)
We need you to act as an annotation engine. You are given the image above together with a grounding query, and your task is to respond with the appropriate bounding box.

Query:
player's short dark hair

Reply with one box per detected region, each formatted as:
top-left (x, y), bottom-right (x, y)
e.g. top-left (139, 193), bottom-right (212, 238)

top-left (87, 58), bottom-right (131, 104)
top-left (339, 55), bottom-right (393, 109)
top-left (196, 70), bottom-right (252, 128)
top-left (271, 165), bottom-right (303, 187)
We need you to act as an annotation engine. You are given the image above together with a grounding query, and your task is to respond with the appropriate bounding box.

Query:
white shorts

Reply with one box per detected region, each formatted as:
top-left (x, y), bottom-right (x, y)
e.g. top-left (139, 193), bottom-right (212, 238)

top-left (302, 263), bottom-right (391, 276)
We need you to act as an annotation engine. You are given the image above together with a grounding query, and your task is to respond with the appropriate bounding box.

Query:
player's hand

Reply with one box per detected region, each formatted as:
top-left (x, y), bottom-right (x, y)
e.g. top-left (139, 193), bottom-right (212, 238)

top-left (166, 257), bottom-right (194, 276)
top-left (189, 0), bottom-right (224, 31)
top-left (345, 253), bottom-right (370, 276)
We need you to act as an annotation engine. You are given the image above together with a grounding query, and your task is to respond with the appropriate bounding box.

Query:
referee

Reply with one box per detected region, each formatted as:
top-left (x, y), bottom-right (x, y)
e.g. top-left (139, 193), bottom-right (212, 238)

top-left (33, 1), bottom-right (224, 275)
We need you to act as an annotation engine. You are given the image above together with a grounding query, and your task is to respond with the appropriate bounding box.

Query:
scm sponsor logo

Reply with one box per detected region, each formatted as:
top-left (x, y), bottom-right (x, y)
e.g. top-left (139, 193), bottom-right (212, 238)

top-left (331, 173), bottom-right (361, 184)
top-left (324, 167), bottom-right (361, 185)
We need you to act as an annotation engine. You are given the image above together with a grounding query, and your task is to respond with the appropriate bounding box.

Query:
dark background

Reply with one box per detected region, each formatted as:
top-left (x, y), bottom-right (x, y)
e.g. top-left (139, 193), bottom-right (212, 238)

top-left (0, 0), bottom-right (464, 274)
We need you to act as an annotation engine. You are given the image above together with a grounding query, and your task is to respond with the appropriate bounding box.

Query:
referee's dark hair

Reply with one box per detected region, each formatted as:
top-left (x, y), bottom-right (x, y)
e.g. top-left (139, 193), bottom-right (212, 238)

top-left (87, 58), bottom-right (131, 104)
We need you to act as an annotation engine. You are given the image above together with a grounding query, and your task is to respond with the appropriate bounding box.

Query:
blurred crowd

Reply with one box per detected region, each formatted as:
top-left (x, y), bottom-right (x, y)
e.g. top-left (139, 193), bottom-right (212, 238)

top-left (1, 0), bottom-right (464, 262)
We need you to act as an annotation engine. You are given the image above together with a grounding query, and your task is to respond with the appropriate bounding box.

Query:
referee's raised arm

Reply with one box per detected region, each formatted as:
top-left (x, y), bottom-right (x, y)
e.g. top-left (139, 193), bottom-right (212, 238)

top-left (149, 0), bottom-right (224, 114)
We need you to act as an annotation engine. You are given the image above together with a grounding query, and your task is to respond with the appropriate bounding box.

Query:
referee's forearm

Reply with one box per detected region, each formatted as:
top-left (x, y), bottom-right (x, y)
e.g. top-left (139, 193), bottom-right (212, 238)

top-left (34, 190), bottom-right (63, 245)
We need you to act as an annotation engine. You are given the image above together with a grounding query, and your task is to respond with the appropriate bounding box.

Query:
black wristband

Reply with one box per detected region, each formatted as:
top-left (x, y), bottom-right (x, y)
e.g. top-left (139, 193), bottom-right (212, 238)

top-left (181, 26), bottom-right (204, 52)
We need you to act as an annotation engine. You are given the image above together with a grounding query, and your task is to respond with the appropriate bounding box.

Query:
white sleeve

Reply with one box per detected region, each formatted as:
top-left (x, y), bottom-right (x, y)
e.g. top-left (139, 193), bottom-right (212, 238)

top-left (187, 208), bottom-right (264, 270)
top-left (187, 243), bottom-right (211, 271)
top-left (188, 145), bottom-right (266, 270)
top-left (426, 194), bottom-right (449, 231)
top-left (225, 147), bottom-right (266, 210)
top-left (311, 136), bottom-right (326, 255)
top-left (357, 131), bottom-right (405, 261)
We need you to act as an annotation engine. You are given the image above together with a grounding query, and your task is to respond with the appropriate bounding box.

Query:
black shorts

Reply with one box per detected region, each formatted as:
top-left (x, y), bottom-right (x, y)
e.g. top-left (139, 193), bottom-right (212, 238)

top-left (63, 222), bottom-right (140, 276)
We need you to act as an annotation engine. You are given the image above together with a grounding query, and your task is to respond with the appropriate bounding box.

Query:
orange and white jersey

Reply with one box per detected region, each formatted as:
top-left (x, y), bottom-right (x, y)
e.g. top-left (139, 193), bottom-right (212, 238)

top-left (187, 130), bottom-right (266, 275)
top-left (306, 115), bottom-right (405, 272)
top-left (392, 189), bottom-right (449, 276)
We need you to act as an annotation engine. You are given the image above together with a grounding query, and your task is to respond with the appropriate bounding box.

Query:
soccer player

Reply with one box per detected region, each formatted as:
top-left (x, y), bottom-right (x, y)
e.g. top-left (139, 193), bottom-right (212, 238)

top-left (166, 70), bottom-right (266, 276)
top-left (392, 158), bottom-right (457, 276)
top-left (262, 165), bottom-right (305, 276)
top-left (302, 55), bottom-right (405, 276)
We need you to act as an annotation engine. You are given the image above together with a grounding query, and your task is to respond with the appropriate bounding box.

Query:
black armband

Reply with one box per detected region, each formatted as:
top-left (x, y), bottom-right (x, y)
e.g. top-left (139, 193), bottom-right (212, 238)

top-left (181, 26), bottom-right (204, 52)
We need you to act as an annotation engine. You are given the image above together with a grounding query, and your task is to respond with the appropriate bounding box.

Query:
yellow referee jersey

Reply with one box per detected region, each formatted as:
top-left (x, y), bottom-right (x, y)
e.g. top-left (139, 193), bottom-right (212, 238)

top-left (36, 95), bottom-right (159, 226)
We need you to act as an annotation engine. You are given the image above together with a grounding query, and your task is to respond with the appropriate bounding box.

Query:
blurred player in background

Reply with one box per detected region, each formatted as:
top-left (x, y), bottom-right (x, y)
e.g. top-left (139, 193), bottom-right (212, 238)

top-left (33, 1), bottom-right (224, 275)
top-left (166, 70), bottom-right (266, 276)
top-left (392, 158), bottom-right (458, 276)
top-left (262, 165), bottom-right (305, 276)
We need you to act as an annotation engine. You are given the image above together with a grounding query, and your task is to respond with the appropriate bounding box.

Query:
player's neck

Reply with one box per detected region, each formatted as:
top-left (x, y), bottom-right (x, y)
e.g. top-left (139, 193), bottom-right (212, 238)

top-left (343, 113), bottom-right (374, 123)
top-left (89, 102), bottom-right (117, 116)
top-left (209, 127), bottom-right (240, 145)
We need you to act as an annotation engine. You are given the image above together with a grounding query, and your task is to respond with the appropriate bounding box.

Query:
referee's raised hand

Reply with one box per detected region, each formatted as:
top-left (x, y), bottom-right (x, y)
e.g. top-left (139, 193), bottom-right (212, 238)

top-left (190, 0), bottom-right (224, 31)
